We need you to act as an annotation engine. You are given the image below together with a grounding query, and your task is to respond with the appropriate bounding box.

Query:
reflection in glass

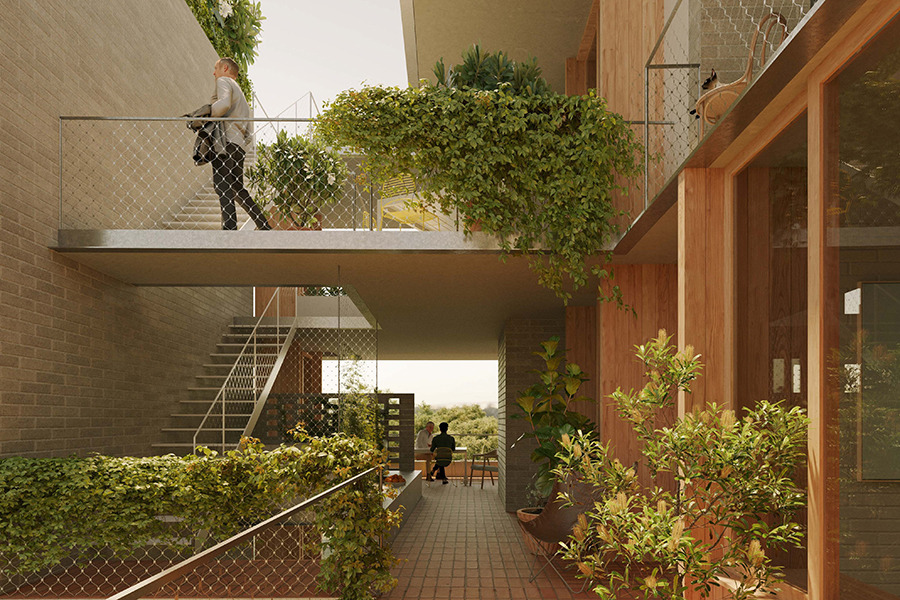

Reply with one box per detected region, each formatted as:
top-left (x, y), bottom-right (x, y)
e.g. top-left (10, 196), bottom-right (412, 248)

top-left (834, 17), bottom-right (900, 596)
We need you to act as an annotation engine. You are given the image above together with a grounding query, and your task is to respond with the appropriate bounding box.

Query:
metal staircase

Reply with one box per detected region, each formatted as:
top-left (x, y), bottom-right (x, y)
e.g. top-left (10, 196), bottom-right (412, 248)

top-left (154, 288), bottom-right (299, 454)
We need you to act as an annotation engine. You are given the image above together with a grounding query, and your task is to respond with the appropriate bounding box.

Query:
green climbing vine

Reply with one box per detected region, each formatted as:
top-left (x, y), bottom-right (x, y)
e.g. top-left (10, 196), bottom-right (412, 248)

top-left (184, 0), bottom-right (263, 98)
top-left (316, 46), bottom-right (644, 303)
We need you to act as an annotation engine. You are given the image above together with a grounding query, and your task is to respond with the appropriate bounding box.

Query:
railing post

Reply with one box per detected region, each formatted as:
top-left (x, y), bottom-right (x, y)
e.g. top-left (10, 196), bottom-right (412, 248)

top-left (644, 66), bottom-right (650, 212)
top-left (58, 118), bottom-right (63, 229)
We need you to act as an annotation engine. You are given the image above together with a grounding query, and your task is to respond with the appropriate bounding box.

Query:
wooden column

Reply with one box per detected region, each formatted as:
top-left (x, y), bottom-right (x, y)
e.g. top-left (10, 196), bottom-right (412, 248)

top-left (808, 71), bottom-right (842, 600)
top-left (678, 168), bottom-right (728, 414)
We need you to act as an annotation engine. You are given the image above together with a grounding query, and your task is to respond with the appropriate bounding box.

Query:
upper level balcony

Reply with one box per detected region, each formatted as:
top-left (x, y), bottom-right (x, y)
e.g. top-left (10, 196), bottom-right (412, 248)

top-left (51, 117), bottom-right (589, 359)
top-left (52, 116), bottom-right (519, 288)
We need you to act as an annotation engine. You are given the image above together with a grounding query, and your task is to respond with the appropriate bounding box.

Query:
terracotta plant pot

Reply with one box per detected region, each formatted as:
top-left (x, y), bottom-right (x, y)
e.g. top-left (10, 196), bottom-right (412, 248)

top-left (516, 507), bottom-right (558, 556)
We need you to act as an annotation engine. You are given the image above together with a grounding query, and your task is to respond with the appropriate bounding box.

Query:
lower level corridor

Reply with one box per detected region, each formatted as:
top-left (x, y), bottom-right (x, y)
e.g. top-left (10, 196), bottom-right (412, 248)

top-left (384, 481), bottom-right (594, 600)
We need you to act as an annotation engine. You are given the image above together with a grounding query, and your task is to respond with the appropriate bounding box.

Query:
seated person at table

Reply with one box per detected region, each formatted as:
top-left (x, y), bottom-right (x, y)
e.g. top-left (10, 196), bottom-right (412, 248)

top-left (415, 421), bottom-right (435, 481)
top-left (430, 422), bottom-right (456, 484)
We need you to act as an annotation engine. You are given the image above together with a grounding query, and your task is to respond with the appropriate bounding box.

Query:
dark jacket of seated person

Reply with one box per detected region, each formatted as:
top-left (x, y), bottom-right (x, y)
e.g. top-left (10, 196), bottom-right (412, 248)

top-left (430, 423), bottom-right (456, 483)
top-left (430, 432), bottom-right (456, 452)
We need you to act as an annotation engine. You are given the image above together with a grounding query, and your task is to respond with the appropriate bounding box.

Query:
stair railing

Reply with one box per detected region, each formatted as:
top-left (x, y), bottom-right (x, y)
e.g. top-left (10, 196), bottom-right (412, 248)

top-left (192, 287), bottom-right (300, 453)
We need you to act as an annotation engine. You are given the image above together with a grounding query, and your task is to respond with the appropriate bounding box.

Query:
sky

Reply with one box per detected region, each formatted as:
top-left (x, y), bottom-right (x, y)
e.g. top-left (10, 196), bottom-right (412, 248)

top-left (249, 2), bottom-right (499, 409)
top-left (249, 0), bottom-right (409, 117)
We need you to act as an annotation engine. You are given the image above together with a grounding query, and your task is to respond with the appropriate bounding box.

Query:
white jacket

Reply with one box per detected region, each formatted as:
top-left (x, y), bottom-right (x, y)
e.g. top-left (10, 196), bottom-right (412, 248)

top-left (210, 77), bottom-right (252, 150)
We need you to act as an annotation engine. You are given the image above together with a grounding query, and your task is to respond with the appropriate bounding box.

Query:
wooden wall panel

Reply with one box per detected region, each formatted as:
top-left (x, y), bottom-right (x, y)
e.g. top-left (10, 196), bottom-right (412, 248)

top-left (597, 0), bottom-right (665, 224)
top-left (595, 264), bottom-right (678, 490)
top-left (565, 57), bottom-right (597, 96)
top-left (678, 168), bottom-right (728, 414)
top-left (565, 305), bottom-right (598, 424)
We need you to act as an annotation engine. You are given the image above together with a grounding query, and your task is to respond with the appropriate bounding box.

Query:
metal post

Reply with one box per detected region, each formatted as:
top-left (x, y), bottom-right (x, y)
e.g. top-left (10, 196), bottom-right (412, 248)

top-left (644, 66), bottom-right (650, 211)
top-left (58, 118), bottom-right (63, 229)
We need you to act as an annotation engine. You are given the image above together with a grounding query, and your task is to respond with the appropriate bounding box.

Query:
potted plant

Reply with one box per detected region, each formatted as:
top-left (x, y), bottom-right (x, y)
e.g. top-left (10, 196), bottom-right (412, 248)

top-left (513, 336), bottom-right (597, 500)
top-left (247, 130), bottom-right (347, 229)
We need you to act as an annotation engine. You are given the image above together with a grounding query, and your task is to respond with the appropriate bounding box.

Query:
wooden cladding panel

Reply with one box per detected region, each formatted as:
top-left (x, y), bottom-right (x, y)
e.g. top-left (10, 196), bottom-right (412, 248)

top-left (678, 169), bottom-right (728, 414)
top-left (597, 0), bottom-right (665, 224)
top-left (255, 287), bottom-right (296, 318)
top-left (596, 264), bottom-right (677, 490)
top-left (565, 305), bottom-right (598, 424)
top-left (565, 57), bottom-right (597, 96)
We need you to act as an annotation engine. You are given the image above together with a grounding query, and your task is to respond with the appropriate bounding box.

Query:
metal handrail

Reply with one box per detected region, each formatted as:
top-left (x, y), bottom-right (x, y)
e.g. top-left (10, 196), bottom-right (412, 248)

top-left (58, 116), bottom-right (316, 122)
top-left (192, 287), bottom-right (297, 452)
top-left (106, 466), bottom-right (380, 600)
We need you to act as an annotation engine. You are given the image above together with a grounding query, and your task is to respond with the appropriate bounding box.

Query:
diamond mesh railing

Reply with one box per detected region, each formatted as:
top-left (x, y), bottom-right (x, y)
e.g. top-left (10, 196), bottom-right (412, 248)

top-left (192, 287), bottom-right (299, 453)
top-left (641, 0), bottom-right (812, 208)
top-left (59, 117), bottom-right (460, 232)
top-left (0, 467), bottom-right (379, 600)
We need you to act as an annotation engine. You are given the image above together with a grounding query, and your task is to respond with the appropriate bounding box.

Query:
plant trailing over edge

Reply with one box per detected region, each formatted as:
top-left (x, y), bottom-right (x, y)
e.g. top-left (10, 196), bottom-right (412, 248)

top-left (512, 336), bottom-right (597, 497)
top-left (0, 435), bottom-right (399, 600)
top-left (316, 47), bottom-right (644, 304)
top-left (554, 332), bottom-right (808, 599)
top-left (247, 130), bottom-right (348, 228)
top-left (184, 0), bottom-right (263, 98)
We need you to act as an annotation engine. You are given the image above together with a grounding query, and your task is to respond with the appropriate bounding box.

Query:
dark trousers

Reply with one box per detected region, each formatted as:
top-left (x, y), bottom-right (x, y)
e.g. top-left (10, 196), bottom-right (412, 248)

top-left (431, 464), bottom-right (448, 480)
top-left (211, 143), bottom-right (271, 230)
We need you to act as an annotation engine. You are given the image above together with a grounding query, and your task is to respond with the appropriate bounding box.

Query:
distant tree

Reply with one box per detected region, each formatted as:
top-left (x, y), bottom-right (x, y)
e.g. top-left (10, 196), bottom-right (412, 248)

top-left (414, 403), bottom-right (498, 454)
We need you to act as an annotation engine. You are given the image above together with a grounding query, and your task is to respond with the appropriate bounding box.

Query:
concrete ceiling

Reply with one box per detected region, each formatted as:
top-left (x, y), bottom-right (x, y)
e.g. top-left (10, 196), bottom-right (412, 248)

top-left (54, 230), bottom-right (605, 360)
top-left (400, 0), bottom-right (595, 93)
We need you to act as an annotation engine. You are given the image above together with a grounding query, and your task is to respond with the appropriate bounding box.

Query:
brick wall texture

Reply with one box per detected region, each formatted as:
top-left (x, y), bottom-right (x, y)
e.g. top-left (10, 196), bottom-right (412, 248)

top-left (498, 318), bottom-right (565, 512)
top-left (0, 0), bottom-right (252, 457)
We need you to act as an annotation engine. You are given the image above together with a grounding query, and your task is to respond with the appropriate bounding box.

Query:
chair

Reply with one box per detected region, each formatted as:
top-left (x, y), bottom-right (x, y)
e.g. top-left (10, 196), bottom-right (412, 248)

top-left (432, 446), bottom-right (454, 484)
top-left (378, 174), bottom-right (453, 231)
top-left (518, 476), bottom-right (600, 593)
top-left (468, 449), bottom-right (498, 488)
top-left (693, 12), bottom-right (788, 137)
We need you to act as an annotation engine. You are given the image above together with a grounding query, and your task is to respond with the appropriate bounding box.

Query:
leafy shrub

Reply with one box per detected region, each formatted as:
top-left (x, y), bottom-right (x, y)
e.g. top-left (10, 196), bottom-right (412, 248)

top-left (247, 130), bottom-right (348, 228)
top-left (414, 404), bottom-right (498, 455)
top-left (0, 435), bottom-right (398, 599)
top-left (316, 76), bottom-right (643, 303)
top-left (433, 44), bottom-right (549, 95)
top-left (554, 332), bottom-right (808, 599)
top-left (512, 336), bottom-right (597, 496)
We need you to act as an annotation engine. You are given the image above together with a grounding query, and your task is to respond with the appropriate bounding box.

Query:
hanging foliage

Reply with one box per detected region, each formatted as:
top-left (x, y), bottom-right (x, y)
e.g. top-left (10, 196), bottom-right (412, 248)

top-left (185, 0), bottom-right (263, 98)
top-left (316, 48), bottom-right (643, 303)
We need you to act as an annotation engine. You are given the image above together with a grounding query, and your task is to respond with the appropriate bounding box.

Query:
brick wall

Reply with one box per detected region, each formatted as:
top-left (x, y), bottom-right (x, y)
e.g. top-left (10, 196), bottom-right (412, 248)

top-left (498, 318), bottom-right (565, 512)
top-left (0, 0), bottom-right (252, 457)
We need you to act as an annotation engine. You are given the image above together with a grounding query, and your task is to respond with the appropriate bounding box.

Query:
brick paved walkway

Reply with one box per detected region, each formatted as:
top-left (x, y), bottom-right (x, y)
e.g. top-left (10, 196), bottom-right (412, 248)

top-left (384, 481), bottom-right (594, 600)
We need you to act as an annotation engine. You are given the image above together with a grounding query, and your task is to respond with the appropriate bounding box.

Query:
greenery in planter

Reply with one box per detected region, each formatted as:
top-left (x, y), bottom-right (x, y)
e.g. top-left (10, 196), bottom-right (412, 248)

top-left (247, 130), bottom-right (349, 228)
top-left (0, 435), bottom-right (399, 599)
top-left (513, 336), bottom-right (597, 497)
top-left (316, 47), bottom-right (643, 303)
top-left (433, 44), bottom-right (550, 95)
top-left (184, 0), bottom-right (263, 98)
top-left (554, 332), bottom-right (808, 600)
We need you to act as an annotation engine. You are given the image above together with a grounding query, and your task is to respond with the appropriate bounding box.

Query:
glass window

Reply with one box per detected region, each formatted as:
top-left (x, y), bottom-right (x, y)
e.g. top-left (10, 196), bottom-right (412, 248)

top-left (831, 14), bottom-right (900, 596)
top-left (735, 113), bottom-right (809, 576)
